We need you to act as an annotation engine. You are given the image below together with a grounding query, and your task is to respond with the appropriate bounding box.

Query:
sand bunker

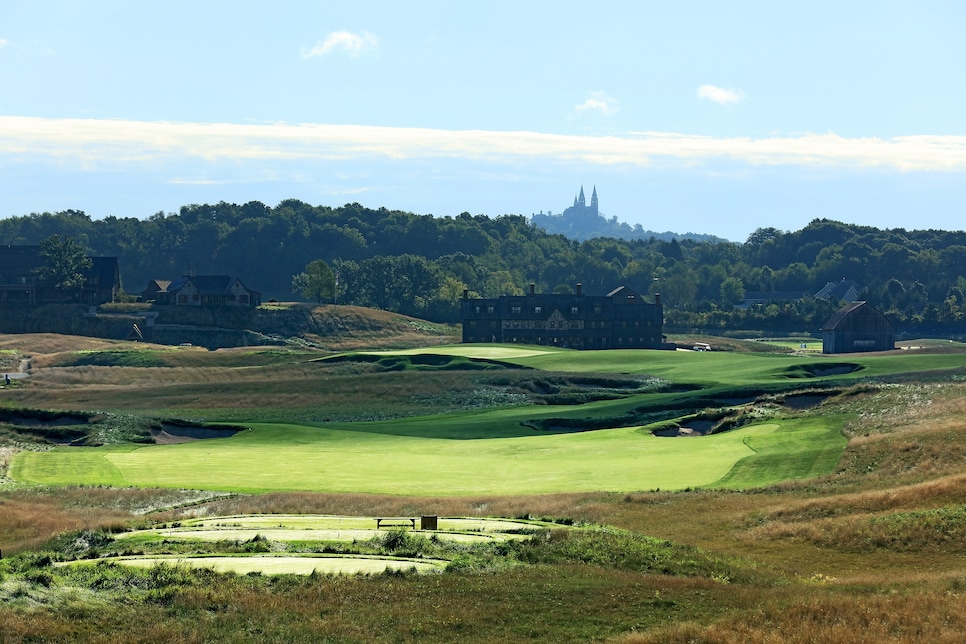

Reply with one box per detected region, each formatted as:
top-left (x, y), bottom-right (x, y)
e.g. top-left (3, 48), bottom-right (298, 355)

top-left (654, 419), bottom-right (715, 437)
top-left (151, 423), bottom-right (244, 444)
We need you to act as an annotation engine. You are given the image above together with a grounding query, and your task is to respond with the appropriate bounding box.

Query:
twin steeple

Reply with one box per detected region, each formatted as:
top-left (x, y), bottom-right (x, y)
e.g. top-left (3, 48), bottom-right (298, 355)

top-left (573, 185), bottom-right (597, 208)
top-left (566, 185), bottom-right (599, 220)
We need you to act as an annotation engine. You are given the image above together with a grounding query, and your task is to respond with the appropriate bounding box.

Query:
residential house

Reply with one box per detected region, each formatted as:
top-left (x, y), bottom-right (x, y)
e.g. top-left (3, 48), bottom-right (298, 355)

top-left (147, 275), bottom-right (261, 308)
top-left (0, 245), bottom-right (120, 306)
top-left (815, 278), bottom-right (865, 304)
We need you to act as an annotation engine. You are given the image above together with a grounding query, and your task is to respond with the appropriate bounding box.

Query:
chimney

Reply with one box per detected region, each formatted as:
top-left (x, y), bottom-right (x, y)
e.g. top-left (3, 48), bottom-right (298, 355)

top-left (530, 283), bottom-right (535, 296)
top-left (654, 293), bottom-right (661, 306)
top-left (576, 283), bottom-right (582, 296)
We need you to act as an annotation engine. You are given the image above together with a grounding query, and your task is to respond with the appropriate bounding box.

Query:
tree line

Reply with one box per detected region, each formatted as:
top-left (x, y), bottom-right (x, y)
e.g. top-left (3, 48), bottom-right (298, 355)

top-left (2, 202), bottom-right (964, 335)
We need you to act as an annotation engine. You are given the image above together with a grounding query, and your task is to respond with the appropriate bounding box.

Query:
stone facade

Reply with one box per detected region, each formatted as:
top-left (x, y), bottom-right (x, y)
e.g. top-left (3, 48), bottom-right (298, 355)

top-left (461, 284), bottom-right (663, 349)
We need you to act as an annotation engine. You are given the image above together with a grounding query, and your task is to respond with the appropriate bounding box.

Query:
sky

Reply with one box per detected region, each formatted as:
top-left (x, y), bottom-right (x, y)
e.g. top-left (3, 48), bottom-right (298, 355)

top-left (2, 1), bottom-right (966, 242)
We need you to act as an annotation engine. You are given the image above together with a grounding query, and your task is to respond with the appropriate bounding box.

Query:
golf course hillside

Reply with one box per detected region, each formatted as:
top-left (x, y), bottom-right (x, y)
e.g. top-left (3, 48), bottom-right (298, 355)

top-left (1, 303), bottom-right (461, 351)
top-left (2, 331), bottom-right (966, 642)
top-left (5, 339), bottom-right (965, 494)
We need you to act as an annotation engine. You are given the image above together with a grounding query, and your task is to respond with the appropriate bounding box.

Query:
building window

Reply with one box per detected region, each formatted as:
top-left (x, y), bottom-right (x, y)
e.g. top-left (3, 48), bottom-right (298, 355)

top-left (534, 306), bottom-right (542, 314)
top-left (178, 294), bottom-right (187, 304)
top-left (487, 305), bottom-right (495, 314)
top-left (474, 305), bottom-right (481, 314)
top-left (570, 306), bottom-right (578, 315)
top-left (511, 305), bottom-right (521, 314)
top-left (594, 306), bottom-right (602, 314)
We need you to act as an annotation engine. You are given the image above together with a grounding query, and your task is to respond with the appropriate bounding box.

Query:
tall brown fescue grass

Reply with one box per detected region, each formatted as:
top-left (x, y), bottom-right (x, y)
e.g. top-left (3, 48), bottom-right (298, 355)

top-left (0, 496), bottom-right (130, 555)
top-left (0, 487), bottom-right (228, 555)
top-left (620, 589), bottom-right (966, 644)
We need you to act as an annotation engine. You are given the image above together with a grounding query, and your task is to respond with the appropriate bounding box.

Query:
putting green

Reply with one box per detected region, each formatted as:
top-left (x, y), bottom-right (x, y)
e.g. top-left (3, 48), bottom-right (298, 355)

top-left (366, 345), bottom-right (557, 359)
top-left (117, 514), bottom-right (543, 544)
top-left (12, 417), bottom-right (845, 494)
top-left (175, 515), bottom-right (538, 532)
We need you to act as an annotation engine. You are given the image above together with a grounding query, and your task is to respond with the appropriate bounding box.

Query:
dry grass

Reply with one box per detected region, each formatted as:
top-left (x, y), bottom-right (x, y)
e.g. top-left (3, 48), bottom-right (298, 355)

top-left (0, 333), bottom-right (145, 356)
top-left (619, 590), bottom-right (966, 644)
top-left (0, 496), bottom-right (131, 554)
top-left (0, 487), bottom-right (229, 555)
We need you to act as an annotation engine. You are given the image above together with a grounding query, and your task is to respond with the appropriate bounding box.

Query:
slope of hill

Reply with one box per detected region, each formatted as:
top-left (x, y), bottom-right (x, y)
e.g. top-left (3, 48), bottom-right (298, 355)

top-left (0, 303), bottom-right (460, 351)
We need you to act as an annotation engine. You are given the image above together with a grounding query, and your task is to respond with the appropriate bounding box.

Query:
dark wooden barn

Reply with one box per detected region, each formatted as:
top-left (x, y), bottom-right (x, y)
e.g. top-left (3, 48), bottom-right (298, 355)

top-left (821, 301), bottom-right (895, 354)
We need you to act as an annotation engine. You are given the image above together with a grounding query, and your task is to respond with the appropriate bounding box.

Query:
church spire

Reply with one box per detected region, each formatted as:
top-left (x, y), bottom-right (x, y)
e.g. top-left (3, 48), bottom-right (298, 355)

top-left (578, 185), bottom-right (586, 207)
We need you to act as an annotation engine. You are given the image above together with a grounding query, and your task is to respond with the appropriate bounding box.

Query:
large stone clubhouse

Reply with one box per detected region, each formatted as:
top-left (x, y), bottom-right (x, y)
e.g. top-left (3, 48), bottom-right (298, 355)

top-left (460, 283), bottom-right (664, 350)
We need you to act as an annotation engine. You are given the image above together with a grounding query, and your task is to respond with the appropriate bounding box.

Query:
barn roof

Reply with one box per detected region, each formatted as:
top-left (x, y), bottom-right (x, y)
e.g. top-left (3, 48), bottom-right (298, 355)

top-left (821, 300), bottom-right (876, 331)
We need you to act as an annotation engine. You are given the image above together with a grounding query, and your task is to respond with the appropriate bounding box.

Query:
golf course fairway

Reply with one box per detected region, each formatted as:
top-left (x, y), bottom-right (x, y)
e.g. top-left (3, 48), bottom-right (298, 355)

top-left (12, 416), bottom-right (846, 494)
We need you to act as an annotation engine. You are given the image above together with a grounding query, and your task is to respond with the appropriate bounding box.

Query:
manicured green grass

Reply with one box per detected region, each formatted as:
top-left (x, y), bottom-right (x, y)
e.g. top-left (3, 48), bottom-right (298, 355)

top-left (716, 415), bottom-right (850, 489)
top-left (13, 345), bottom-right (962, 495)
top-left (758, 339), bottom-right (823, 352)
top-left (506, 347), bottom-right (966, 384)
top-left (64, 554), bottom-right (447, 575)
top-left (12, 414), bottom-right (844, 494)
top-left (116, 515), bottom-right (544, 545)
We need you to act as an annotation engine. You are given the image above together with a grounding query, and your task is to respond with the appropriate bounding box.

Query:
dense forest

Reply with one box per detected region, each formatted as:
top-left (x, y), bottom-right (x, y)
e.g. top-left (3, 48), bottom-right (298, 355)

top-left (2, 201), bottom-right (965, 336)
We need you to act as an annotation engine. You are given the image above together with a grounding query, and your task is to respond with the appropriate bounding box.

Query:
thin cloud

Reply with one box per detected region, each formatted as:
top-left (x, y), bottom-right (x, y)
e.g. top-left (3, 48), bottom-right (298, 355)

top-left (0, 38), bottom-right (10, 48)
top-left (697, 84), bottom-right (745, 104)
top-left (302, 31), bottom-right (378, 58)
top-left (3, 116), bottom-right (966, 173)
top-left (575, 92), bottom-right (619, 116)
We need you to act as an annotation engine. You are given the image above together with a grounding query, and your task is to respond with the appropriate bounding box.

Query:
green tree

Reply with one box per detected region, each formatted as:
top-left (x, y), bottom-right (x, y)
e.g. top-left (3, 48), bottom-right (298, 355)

top-left (295, 259), bottom-right (336, 303)
top-left (33, 234), bottom-right (93, 295)
top-left (719, 276), bottom-right (746, 307)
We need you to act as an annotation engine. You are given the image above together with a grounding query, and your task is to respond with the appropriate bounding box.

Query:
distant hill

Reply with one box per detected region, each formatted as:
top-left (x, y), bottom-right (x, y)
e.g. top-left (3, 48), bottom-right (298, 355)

top-left (531, 211), bottom-right (726, 243)
top-left (531, 185), bottom-right (727, 243)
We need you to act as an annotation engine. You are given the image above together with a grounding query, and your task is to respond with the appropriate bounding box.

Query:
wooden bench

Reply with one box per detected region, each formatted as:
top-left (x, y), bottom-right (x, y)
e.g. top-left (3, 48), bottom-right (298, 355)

top-left (375, 517), bottom-right (417, 529)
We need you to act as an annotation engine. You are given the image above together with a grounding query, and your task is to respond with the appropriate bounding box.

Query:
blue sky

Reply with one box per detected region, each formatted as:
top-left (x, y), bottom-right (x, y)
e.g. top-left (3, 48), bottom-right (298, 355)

top-left (2, 1), bottom-right (965, 241)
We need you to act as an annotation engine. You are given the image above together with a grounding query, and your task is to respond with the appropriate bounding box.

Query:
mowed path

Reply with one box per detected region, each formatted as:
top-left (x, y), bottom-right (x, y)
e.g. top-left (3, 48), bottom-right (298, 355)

top-left (12, 417), bottom-right (845, 494)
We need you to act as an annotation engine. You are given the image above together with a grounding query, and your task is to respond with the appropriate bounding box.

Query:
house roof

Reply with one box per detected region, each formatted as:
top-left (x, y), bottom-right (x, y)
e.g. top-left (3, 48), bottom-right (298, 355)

top-left (815, 279), bottom-right (864, 302)
top-left (1, 245), bottom-right (117, 286)
top-left (606, 286), bottom-right (641, 299)
top-left (167, 275), bottom-right (233, 295)
top-left (165, 275), bottom-right (258, 296)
